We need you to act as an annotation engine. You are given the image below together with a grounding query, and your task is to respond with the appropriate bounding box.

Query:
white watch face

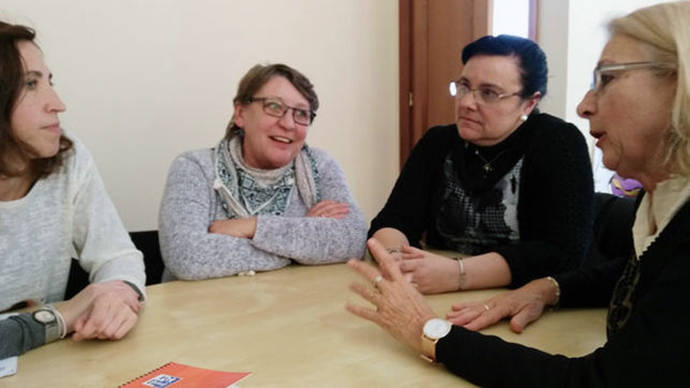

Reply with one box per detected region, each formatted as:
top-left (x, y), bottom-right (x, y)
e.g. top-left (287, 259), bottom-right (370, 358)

top-left (34, 309), bottom-right (56, 324)
top-left (423, 318), bottom-right (452, 339)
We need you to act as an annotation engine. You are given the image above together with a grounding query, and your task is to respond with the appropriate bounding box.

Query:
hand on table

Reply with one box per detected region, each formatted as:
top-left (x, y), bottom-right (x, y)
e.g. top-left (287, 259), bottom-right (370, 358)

top-left (346, 239), bottom-right (437, 354)
top-left (446, 277), bottom-right (556, 333)
top-left (209, 217), bottom-right (257, 238)
top-left (58, 280), bottom-right (141, 341)
top-left (398, 246), bottom-right (461, 294)
top-left (306, 200), bottom-right (349, 219)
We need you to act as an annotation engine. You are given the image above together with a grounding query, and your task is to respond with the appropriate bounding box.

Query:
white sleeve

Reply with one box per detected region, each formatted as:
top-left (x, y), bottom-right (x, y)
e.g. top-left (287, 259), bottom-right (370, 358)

top-left (70, 144), bottom-right (147, 299)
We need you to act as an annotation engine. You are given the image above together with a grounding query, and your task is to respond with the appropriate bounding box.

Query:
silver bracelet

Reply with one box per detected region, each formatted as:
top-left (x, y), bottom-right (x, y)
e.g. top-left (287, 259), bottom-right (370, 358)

top-left (455, 257), bottom-right (467, 290)
top-left (545, 276), bottom-right (561, 306)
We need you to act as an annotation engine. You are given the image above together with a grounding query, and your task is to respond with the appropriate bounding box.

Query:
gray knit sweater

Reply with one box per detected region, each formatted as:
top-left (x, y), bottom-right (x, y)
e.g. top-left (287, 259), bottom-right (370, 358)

top-left (158, 146), bottom-right (367, 280)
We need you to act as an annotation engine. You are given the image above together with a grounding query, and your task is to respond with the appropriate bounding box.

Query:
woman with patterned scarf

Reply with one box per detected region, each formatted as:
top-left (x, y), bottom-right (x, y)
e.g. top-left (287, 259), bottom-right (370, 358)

top-left (159, 63), bottom-right (367, 280)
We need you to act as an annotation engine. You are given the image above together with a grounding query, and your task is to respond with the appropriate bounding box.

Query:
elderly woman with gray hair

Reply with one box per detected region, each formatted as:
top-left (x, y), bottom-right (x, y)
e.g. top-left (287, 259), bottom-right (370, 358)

top-left (159, 63), bottom-right (367, 280)
top-left (348, 2), bottom-right (690, 386)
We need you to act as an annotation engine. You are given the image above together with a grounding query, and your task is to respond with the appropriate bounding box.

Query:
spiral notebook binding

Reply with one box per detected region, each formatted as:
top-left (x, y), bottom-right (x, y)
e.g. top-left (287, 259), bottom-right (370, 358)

top-left (118, 361), bottom-right (173, 387)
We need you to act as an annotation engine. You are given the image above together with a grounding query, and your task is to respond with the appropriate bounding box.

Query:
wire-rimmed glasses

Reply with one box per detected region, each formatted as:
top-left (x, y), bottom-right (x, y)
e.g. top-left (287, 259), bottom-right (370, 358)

top-left (449, 81), bottom-right (521, 104)
top-left (249, 97), bottom-right (316, 125)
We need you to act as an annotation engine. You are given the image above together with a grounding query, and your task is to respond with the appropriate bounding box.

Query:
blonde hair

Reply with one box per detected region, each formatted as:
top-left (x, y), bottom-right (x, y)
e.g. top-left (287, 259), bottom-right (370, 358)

top-left (609, 1), bottom-right (690, 176)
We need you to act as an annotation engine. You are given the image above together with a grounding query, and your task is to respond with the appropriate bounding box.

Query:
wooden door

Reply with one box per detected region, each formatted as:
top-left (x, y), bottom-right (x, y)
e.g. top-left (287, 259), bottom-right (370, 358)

top-left (399, 0), bottom-right (491, 168)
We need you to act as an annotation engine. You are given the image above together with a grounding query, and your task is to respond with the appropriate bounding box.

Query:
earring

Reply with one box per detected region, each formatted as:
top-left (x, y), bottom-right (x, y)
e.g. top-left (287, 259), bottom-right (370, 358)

top-left (520, 114), bottom-right (528, 121)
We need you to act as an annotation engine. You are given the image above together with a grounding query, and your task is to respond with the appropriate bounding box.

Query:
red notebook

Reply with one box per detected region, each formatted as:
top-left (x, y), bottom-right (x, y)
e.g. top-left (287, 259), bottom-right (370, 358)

top-left (119, 362), bottom-right (250, 387)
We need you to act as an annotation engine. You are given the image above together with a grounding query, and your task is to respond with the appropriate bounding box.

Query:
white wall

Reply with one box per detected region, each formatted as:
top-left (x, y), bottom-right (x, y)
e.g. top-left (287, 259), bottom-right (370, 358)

top-left (538, 0), bottom-right (672, 191)
top-left (1, 0), bottom-right (399, 231)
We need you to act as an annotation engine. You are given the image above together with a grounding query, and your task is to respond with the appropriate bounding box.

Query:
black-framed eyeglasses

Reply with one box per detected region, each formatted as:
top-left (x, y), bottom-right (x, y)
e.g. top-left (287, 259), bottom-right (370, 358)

top-left (249, 96), bottom-right (316, 126)
top-left (449, 81), bottom-right (521, 104)
top-left (592, 61), bottom-right (676, 91)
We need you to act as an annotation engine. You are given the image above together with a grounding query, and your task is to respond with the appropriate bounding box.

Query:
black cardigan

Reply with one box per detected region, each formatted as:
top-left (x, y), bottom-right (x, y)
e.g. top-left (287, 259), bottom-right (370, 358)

top-left (369, 113), bottom-right (594, 287)
top-left (436, 194), bottom-right (690, 387)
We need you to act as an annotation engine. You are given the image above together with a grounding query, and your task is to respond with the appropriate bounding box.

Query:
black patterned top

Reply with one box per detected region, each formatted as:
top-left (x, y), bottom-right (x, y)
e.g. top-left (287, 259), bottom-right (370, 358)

top-left (369, 113), bottom-right (594, 287)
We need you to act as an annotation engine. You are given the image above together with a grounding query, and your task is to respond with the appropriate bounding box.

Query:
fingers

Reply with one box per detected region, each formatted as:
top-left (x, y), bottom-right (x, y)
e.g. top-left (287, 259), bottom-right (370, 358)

top-left (346, 279), bottom-right (385, 325)
top-left (94, 305), bottom-right (136, 340)
top-left (462, 306), bottom-right (505, 331)
top-left (349, 282), bottom-right (382, 306)
top-left (398, 259), bottom-right (418, 273)
top-left (347, 259), bottom-right (384, 283)
top-left (71, 315), bottom-right (88, 340)
top-left (401, 245), bottom-right (424, 255)
top-left (101, 308), bottom-right (138, 340)
top-left (71, 293), bottom-right (139, 341)
top-left (367, 239), bottom-right (404, 281)
top-left (450, 301), bottom-right (475, 311)
top-left (308, 200), bottom-right (335, 213)
top-left (345, 301), bottom-right (379, 324)
top-left (74, 308), bottom-right (137, 341)
top-left (307, 200), bottom-right (349, 218)
top-left (400, 251), bottom-right (425, 261)
top-left (509, 305), bottom-right (542, 334)
top-left (446, 300), bottom-right (508, 331)
top-left (446, 305), bottom-right (482, 326)
top-left (209, 219), bottom-right (230, 234)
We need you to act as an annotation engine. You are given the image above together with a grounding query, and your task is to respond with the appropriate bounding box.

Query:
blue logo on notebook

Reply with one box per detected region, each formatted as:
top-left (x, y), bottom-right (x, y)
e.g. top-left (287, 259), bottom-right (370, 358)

top-left (143, 374), bottom-right (181, 387)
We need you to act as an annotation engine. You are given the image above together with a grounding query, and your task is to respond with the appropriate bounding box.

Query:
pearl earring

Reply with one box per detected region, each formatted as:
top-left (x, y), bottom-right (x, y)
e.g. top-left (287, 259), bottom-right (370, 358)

top-left (520, 114), bottom-right (528, 121)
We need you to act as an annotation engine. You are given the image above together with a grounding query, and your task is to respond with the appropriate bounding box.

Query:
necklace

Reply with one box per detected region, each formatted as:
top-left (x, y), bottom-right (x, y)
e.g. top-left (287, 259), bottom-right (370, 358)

top-left (474, 148), bottom-right (508, 175)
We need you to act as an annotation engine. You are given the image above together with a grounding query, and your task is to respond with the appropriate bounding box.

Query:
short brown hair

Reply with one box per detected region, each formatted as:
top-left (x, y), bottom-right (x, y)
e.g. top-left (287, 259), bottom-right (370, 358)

top-left (225, 63), bottom-right (319, 139)
top-left (0, 21), bottom-right (72, 178)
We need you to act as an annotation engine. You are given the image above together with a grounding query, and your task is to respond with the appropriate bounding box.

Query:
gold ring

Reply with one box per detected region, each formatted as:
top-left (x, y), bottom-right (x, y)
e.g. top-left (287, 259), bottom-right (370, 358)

top-left (372, 275), bottom-right (383, 287)
top-left (483, 304), bottom-right (490, 312)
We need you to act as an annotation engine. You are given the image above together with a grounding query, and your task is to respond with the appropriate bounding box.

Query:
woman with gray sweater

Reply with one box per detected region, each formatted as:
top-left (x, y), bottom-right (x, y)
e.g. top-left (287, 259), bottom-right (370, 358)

top-left (159, 64), bottom-right (367, 280)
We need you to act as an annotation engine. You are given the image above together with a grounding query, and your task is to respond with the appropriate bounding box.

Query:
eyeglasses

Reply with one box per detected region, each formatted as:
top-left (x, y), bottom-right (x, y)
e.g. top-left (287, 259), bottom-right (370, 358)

top-left (249, 97), bottom-right (316, 126)
top-left (449, 81), bottom-right (521, 104)
top-left (592, 61), bottom-right (676, 91)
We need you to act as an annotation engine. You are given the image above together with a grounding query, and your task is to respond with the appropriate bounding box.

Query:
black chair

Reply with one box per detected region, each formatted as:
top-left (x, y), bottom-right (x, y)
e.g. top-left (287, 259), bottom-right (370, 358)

top-left (64, 230), bottom-right (164, 299)
top-left (130, 230), bottom-right (165, 286)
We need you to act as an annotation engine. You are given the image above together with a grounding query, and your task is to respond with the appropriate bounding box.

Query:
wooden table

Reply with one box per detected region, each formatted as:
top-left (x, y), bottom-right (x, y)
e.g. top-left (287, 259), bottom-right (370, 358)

top-left (6, 263), bottom-right (606, 387)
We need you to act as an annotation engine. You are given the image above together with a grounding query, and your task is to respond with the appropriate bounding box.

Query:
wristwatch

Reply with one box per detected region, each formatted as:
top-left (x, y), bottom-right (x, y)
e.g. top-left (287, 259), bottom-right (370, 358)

top-left (420, 318), bottom-right (452, 363)
top-left (32, 307), bottom-right (61, 343)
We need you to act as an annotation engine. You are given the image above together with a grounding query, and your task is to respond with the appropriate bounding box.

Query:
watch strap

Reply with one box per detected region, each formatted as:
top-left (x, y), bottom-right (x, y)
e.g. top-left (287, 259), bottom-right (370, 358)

top-left (420, 333), bottom-right (440, 363)
top-left (33, 307), bottom-right (61, 343)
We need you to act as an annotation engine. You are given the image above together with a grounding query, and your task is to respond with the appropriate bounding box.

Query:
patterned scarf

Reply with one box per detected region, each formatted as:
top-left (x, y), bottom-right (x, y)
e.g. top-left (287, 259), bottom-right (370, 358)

top-left (213, 133), bottom-right (320, 218)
